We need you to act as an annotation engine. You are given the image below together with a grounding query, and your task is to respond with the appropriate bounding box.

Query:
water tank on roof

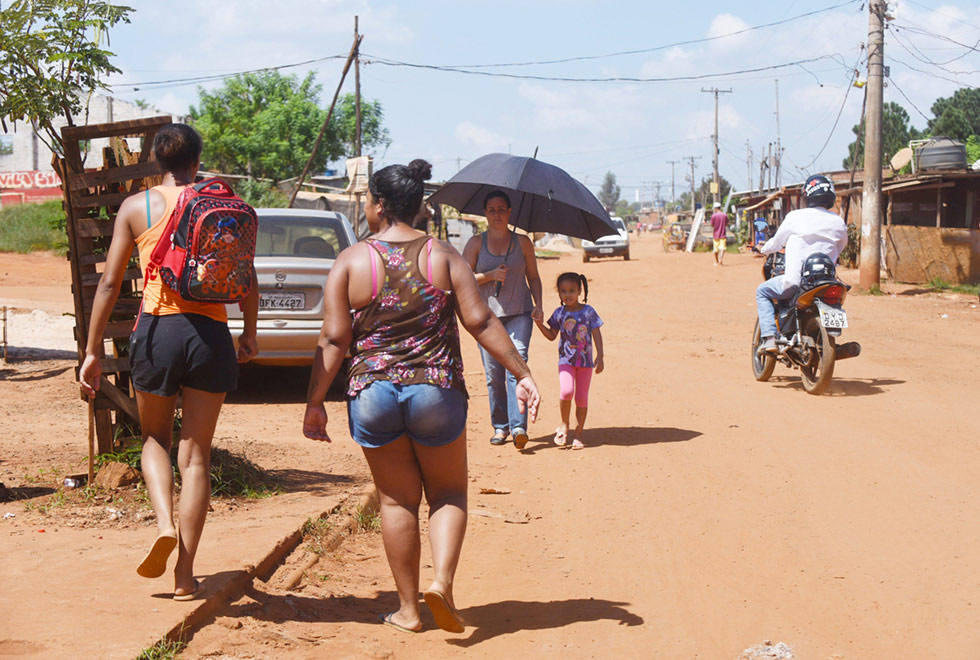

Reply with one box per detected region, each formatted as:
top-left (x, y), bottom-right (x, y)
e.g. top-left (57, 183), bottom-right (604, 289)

top-left (915, 137), bottom-right (967, 171)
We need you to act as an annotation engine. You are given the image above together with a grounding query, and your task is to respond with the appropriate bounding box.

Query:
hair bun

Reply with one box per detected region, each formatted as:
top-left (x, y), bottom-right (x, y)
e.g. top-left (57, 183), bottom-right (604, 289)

top-left (406, 159), bottom-right (432, 183)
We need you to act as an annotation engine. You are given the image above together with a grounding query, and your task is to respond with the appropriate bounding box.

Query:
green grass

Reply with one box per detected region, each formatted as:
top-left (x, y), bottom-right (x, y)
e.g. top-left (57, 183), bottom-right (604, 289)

top-left (355, 509), bottom-right (382, 533)
top-left (0, 200), bottom-right (66, 253)
top-left (927, 277), bottom-right (980, 296)
top-left (135, 637), bottom-right (185, 660)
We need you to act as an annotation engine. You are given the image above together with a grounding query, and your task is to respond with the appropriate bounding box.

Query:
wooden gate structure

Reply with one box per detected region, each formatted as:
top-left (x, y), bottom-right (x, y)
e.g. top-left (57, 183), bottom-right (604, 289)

top-left (54, 115), bottom-right (171, 453)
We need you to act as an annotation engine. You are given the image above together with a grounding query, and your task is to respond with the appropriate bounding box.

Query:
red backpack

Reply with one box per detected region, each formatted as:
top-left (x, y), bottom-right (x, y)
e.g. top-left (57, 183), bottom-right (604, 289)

top-left (147, 178), bottom-right (257, 303)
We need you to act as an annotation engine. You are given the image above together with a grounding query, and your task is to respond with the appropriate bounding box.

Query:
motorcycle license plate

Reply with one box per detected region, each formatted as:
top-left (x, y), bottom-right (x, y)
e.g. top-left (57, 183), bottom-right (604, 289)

top-left (815, 300), bottom-right (847, 329)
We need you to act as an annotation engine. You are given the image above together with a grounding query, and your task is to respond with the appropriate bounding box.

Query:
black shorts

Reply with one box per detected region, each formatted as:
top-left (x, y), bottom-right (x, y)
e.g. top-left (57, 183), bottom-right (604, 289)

top-left (129, 313), bottom-right (239, 397)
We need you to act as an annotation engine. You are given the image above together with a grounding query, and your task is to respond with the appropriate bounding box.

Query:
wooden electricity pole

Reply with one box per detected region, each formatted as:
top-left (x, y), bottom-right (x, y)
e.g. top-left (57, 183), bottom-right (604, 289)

top-left (860, 0), bottom-right (886, 290)
top-left (355, 16), bottom-right (362, 158)
top-left (701, 87), bottom-right (732, 205)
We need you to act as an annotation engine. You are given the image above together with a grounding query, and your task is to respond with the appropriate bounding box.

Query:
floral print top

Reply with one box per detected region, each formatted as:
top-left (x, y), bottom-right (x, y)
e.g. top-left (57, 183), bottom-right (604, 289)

top-left (347, 236), bottom-right (467, 398)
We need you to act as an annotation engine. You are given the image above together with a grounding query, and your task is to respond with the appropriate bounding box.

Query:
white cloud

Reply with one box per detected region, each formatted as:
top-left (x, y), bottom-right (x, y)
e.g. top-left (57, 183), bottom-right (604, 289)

top-left (455, 121), bottom-right (512, 151)
top-left (706, 13), bottom-right (752, 51)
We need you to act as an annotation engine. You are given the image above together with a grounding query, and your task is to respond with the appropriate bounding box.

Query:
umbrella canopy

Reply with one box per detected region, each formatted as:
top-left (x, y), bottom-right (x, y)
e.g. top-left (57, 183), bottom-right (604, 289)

top-left (427, 153), bottom-right (618, 241)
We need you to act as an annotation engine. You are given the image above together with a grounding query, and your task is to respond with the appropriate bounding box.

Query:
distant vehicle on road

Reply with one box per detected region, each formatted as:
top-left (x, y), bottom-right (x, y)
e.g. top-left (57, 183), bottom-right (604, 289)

top-left (226, 208), bottom-right (356, 366)
top-left (582, 215), bottom-right (630, 262)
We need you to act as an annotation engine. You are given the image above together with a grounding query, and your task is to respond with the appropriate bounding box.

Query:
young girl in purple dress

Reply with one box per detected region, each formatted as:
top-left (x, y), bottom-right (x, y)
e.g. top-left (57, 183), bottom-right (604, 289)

top-left (534, 272), bottom-right (604, 450)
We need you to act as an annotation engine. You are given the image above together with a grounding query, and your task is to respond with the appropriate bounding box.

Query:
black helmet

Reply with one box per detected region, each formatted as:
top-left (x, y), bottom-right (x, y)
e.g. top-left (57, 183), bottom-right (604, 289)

top-left (800, 252), bottom-right (837, 290)
top-left (803, 174), bottom-right (836, 209)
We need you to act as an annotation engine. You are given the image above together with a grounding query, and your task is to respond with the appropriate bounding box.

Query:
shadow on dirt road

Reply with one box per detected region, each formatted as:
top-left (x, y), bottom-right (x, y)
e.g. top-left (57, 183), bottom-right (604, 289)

top-left (518, 426), bottom-right (701, 454)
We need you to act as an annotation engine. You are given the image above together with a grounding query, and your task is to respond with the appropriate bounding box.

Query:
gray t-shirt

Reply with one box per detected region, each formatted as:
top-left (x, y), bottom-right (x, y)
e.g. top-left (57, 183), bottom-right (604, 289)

top-left (475, 232), bottom-right (533, 317)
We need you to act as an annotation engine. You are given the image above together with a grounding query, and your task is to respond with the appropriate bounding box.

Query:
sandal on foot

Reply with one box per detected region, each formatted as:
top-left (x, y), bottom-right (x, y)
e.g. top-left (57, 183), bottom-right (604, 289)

top-left (553, 429), bottom-right (568, 447)
top-left (571, 438), bottom-right (585, 450)
top-left (490, 431), bottom-right (508, 446)
top-left (136, 533), bottom-right (178, 578)
top-left (379, 611), bottom-right (420, 634)
top-left (173, 579), bottom-right (201, 601)
top-left (423, 589), bottom-right (465, 633)
top-left (513, 429), bottom-right (529, 450)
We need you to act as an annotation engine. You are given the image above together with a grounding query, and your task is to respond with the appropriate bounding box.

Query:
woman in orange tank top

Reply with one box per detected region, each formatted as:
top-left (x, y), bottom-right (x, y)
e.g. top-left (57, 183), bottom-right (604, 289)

top-left (79, 123), bottom-right (258, 600)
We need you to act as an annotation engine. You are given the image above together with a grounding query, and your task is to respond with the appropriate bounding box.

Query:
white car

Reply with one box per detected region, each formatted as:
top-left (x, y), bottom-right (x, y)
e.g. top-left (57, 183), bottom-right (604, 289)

top-left (582, 216), bottom-right (630, 262)
top-left (226, 208), bottom-right (356, 366)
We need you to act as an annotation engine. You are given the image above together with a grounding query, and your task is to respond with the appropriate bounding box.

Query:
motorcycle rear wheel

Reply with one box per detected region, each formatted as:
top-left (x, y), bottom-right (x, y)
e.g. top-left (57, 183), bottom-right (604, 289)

top-left (799, 317), bottom-right (836, 395)
top-left (751, 320), bottom-right (776, 381)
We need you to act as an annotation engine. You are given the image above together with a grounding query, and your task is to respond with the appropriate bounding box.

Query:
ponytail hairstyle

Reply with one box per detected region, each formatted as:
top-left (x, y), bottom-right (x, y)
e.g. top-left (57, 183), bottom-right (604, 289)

top-left (556, 271), bottom-right (588, 303)
top-left (368, 159), bottom-right (433, 224)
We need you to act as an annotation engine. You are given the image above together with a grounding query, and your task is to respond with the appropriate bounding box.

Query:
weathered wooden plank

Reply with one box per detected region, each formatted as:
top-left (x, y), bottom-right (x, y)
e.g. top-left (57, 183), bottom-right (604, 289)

top-left (77, 218), bottom-right (115, 238)
top-left (61, 115), bottom-right (172, 142)
top-left (69, 161), bottom-right (162, 192)
top-left (102, 320), bottom-right (135, 340)
top-left (98, 377), bottom-right (139, 421)
top-left (99, 357), bottom-right (131, 374)
top-left (82, 297), bottom-right (142, 315)
top-left (81, 268), bottom-right (141, 287)
top-left (70, 190), bottom-right (133, 209)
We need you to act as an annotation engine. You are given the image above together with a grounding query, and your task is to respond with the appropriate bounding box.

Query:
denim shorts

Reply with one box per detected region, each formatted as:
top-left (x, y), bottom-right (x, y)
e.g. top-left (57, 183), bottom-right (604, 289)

top-left (129, 313), bottom-right (238, 397)
top-left (347, 381), bottom-right (468, 449)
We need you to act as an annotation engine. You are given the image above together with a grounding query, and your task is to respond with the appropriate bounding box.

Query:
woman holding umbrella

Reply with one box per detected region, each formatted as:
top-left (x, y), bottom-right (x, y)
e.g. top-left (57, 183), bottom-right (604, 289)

top-left (462, 190), bottom-right (544, 448)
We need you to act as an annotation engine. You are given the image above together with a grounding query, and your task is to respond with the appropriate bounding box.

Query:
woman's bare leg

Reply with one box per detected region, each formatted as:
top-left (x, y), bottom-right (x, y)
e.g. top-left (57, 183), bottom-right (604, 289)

top-left (361, 436), bottom-right (424, 631)
top-left (415, 431), bottom-right (468, 610)
top-left (136, 390), bottom-right (179, 539)
top-left (172, 386), bottom-right (225, 595)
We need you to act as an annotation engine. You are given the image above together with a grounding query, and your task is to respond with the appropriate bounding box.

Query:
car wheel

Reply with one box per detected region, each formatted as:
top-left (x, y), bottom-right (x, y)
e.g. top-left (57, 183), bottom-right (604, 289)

top-left (623, 248), bottom-right (630, 261)
top-left (582, 253), bottom-right (590, 263)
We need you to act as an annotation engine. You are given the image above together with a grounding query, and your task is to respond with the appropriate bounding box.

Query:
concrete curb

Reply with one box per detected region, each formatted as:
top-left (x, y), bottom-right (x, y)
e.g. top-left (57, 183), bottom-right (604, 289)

top-left (162, 487), bottom-right (379, 647)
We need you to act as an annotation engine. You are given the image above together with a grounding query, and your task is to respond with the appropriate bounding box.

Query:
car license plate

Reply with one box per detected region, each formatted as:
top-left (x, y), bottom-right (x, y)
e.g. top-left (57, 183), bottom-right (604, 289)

top-left (599, 247), bottom-right (613, 254)
top-left (816, 300), bottom-right (847, 329)
top-left (259, 292), bottom-right (305, 310)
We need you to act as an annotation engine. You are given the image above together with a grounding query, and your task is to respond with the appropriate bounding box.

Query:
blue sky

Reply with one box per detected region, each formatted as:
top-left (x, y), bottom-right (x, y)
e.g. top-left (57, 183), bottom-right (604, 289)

top-left (104, 1), bottom-right (980, 204)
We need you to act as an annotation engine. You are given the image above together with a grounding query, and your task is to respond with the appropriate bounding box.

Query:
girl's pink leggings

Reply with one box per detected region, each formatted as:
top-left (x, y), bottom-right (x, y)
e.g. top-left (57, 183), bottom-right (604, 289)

top-left (558, 364), bottom-right (593, 408)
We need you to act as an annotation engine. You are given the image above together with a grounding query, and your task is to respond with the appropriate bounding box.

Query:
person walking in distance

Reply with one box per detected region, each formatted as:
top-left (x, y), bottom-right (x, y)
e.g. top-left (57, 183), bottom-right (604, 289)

top-left (710, 202), bottom-right (728, 266)
top-left (303, 160), bottom-right (541, 634)
top-left (79, 123), bottom-right (259, 600)
top-left (534, 272), bottom-right (604, 450)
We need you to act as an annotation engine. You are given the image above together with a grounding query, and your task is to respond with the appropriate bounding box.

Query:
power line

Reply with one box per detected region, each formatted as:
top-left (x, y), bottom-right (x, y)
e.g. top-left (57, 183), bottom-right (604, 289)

top-left (799, 67), bottom-right (860, 170)
top-left (886, 73), bottom-right (932, 124)
top-left (363, 54), bottom-right (848, 84)
top-left (110, 53), bottom-right (348, 91)
top-left (426, 0), bottom-right (862, 69)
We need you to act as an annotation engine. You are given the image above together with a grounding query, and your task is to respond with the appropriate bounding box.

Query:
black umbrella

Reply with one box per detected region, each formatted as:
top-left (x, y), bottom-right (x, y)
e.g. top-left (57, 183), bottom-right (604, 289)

top-left (427, 153), bottom-right (618, 241)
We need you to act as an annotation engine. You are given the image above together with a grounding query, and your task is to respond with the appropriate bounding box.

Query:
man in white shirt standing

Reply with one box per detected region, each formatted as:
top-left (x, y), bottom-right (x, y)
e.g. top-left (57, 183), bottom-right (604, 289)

top-left (756, 174), bottom-right (849, 353)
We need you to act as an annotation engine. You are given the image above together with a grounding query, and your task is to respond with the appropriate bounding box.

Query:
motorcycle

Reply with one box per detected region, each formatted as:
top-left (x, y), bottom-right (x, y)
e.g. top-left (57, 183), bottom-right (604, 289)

top-left (751, 252), bottom-right (861, 395)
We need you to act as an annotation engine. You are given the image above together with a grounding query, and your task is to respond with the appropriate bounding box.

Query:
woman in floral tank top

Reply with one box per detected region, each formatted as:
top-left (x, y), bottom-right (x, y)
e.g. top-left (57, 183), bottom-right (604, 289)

top-left (304, 159), bottom-right (541, 634)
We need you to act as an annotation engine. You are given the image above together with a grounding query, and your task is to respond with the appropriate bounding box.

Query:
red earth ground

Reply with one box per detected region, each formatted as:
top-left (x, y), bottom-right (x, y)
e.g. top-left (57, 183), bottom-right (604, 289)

top-left (1, 236), bottom-right (979, 659)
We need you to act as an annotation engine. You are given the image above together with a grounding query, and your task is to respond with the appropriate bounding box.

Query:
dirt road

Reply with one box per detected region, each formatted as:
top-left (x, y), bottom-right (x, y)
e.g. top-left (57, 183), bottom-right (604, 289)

top-left (2, 237), bottom-right (979, 659)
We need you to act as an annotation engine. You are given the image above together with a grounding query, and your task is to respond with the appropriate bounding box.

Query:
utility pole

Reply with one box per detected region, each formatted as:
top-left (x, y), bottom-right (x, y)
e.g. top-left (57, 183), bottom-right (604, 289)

top-left (666, 159), bottom-right (680, 210)
top-left (354, 16), bottom-right (362, 157)
top-left (685, 156), bottom-right (701, 214)
top-left (701, 87), bottom-right (732, 205)
top-left (860, 0), bottom-right (886, 290)
top-left (774, 79), bottom-right (782, 188)
top-left (745, 140), bottom-right (752, 192)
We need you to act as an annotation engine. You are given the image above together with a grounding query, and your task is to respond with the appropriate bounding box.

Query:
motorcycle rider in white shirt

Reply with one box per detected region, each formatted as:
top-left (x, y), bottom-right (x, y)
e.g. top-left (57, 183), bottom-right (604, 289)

top-left (756, 174), bottom-right (849, 353)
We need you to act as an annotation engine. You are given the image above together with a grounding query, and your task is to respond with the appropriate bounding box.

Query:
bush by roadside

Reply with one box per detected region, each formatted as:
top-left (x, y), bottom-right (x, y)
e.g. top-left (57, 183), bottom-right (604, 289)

top-left (0, 200), bottom-right (66, 253)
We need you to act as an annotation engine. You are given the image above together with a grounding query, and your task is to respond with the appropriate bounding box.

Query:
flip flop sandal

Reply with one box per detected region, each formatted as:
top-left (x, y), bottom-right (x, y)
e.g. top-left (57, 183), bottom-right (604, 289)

top-left (513, 430), bottom-right (529, 450)
top-left (490, 431), bottom-right (508, 446)
top-left (173, 579), bottom-right (201, 601)
top-left (553, 429), bottom-right (568, 447)
top-left (571, 439), bottom-right (585, 450)
top-left (379, 612), bottom-right (420, 634)
top-left (423, 589), bottom-right (465, 633)
top-left (136, 533), bottom-right (178, 578)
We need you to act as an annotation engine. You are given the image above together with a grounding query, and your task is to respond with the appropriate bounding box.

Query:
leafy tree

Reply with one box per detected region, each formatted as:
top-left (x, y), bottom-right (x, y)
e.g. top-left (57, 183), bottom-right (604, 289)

top-left (843, 102), bottom-right (922, 169)
top-left (598, 171), bottom-right (620, 210)
top-left (0, 0), bottom-right (133, 153)
top-left (677, 176), bottom-right (733, 212)
top-left (927, 88), bottom-right (980, 140)
top-left (189, 71), bottom-right (390, 182)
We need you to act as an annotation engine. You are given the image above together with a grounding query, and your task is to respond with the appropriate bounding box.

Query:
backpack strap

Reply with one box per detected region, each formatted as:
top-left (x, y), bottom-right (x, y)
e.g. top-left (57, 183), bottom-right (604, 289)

top-left (145, 190), bottom-right (151, 229)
